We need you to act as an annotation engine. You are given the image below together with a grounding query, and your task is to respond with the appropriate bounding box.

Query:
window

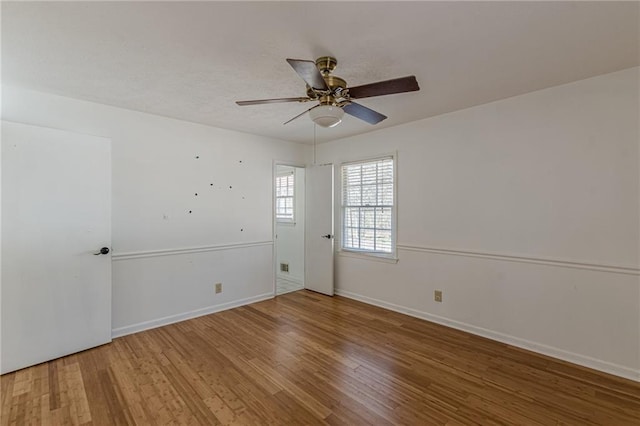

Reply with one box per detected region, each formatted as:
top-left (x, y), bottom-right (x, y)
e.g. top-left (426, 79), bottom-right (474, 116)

top-left (276, 171), bottom-right (295, 222)
top-left (341, 157), bottom-right (395, 255)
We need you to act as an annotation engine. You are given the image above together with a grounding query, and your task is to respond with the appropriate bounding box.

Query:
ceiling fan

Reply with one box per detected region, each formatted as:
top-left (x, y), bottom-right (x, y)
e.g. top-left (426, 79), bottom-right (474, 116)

top-left (236, 56), bottom-right (420, 128)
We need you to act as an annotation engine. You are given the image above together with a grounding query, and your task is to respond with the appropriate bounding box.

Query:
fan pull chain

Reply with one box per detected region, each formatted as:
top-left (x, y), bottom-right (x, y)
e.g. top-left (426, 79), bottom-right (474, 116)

top-left (313, 123), bottom-right (317, 165)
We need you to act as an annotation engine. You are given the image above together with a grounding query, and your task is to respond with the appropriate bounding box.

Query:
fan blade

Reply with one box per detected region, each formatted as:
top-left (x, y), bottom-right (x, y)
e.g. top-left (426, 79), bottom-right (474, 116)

top-left (286, 59), bottom-right (328, 91)
top-left (348, 76), bottom-right (419, 99)
top-left (283, 105), bottom-right (320, 125)
top-left (343, 102), bottom-right (387, 125)
top-left (236, 97), bottom-right (310, 106)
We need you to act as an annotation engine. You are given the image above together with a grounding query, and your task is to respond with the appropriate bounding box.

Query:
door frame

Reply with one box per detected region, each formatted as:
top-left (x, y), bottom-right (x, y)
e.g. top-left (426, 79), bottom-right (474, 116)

top-left (272, 160), bottom-right (306, 296)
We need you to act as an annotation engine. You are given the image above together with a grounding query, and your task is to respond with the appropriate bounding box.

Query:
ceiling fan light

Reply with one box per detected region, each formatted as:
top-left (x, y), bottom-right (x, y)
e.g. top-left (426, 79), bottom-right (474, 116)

top-left (310, 105), bottom-right (344, 128)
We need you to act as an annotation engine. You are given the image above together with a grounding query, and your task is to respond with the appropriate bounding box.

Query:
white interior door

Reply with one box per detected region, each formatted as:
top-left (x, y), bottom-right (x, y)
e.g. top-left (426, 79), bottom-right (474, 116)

top-left (305, 164), bottom-right (334, 296)
top-left (1, 121), bottom-right (112, 374)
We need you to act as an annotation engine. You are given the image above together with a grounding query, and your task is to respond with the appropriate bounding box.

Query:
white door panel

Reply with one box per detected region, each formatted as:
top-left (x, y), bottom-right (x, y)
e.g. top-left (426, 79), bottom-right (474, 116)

top-left (305, 164), bottom-right (334, 296)
top-left (1, 121), bottom-right (112, 374)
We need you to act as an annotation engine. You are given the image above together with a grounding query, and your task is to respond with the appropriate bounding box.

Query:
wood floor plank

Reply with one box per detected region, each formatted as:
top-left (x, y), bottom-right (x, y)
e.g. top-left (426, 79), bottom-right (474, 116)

top-left (1, 289), bottom-right (639, 425)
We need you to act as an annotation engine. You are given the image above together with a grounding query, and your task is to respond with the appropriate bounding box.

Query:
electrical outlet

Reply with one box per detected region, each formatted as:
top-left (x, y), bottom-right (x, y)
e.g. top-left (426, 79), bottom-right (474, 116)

top-left (434, 290), bottom-right (443, 303)
top-left (215, 283), bottom-right (222, 294)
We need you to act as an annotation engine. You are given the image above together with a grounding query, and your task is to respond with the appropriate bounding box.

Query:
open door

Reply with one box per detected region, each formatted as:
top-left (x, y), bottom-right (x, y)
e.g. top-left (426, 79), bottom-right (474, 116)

top-left (304, 164), bottom-right (334, 296)
top-left (1, 121), bottom-right (112, 374)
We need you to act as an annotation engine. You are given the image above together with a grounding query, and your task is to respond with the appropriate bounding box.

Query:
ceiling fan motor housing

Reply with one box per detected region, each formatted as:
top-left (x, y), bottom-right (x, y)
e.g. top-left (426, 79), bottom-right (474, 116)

top-left (325, 77), bottom-right (348, 103)
top-left (314, 57), bottom-right (347, 105)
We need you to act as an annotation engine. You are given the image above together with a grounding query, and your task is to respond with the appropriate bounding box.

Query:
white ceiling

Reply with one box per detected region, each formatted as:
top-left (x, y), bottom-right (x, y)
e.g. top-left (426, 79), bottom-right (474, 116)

top-left (2, 1), bottom-right (638, 144)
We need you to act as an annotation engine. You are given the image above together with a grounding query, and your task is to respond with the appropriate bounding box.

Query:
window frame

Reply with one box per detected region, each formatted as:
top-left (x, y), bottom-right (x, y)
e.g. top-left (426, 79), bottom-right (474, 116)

top-left (339, 153), bottom-right (398, 261)
top-left (275, 170), bottom-right (295, 224)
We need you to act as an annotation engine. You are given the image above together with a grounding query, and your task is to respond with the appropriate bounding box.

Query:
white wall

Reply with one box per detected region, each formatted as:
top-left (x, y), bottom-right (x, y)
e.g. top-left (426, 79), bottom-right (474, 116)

top-left (1, 86), bottom-right (307, 336)
top-left (3, 67), bottom-right (638, 381)
top-left (318, 67), bottom-right (640, 381)
top-left (276, 166), bottom-right (305, 285)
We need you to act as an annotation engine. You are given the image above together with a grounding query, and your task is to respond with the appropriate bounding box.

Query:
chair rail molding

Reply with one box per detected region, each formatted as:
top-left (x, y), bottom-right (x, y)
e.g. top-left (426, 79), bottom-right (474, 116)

top-left (112, 241), bottom-right (274, 261)
top-left (397, 244), bottom-right (639, 276)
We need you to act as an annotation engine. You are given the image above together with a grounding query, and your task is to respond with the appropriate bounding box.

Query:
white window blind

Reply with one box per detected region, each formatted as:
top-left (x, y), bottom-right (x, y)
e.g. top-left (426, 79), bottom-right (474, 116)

top-left (276, 172), bottom-right (295, 222)
top-left (342, 157), bottom-right (394, 254)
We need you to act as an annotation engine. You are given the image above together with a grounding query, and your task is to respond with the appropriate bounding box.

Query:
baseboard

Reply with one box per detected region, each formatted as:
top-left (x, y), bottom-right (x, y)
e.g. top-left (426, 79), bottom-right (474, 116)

top-left (111, 293), bottom-right (274, 338)
top-left (335, 289), bottom-right (640, 382)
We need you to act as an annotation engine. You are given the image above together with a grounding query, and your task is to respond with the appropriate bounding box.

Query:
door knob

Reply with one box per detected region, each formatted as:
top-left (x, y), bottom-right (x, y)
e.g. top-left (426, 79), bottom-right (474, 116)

top-left (94, 247), bottom-right (110, 255)
top-left (322, 234), bottom-right (332, 239)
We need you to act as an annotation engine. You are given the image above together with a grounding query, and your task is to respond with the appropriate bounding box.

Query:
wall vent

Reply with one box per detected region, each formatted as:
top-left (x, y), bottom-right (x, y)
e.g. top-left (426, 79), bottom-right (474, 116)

top-left (280, 263), bottom-right (289, 273)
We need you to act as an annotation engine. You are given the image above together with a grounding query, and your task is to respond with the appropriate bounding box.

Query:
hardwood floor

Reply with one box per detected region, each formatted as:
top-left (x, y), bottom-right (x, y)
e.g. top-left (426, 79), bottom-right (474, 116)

top-left (2, 290), bottom-right (639, 425)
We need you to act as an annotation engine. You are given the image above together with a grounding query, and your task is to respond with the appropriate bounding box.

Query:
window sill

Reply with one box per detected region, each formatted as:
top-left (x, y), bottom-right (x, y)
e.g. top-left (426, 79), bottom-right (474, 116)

top-left (337, 250), bottom-right (399, 264)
